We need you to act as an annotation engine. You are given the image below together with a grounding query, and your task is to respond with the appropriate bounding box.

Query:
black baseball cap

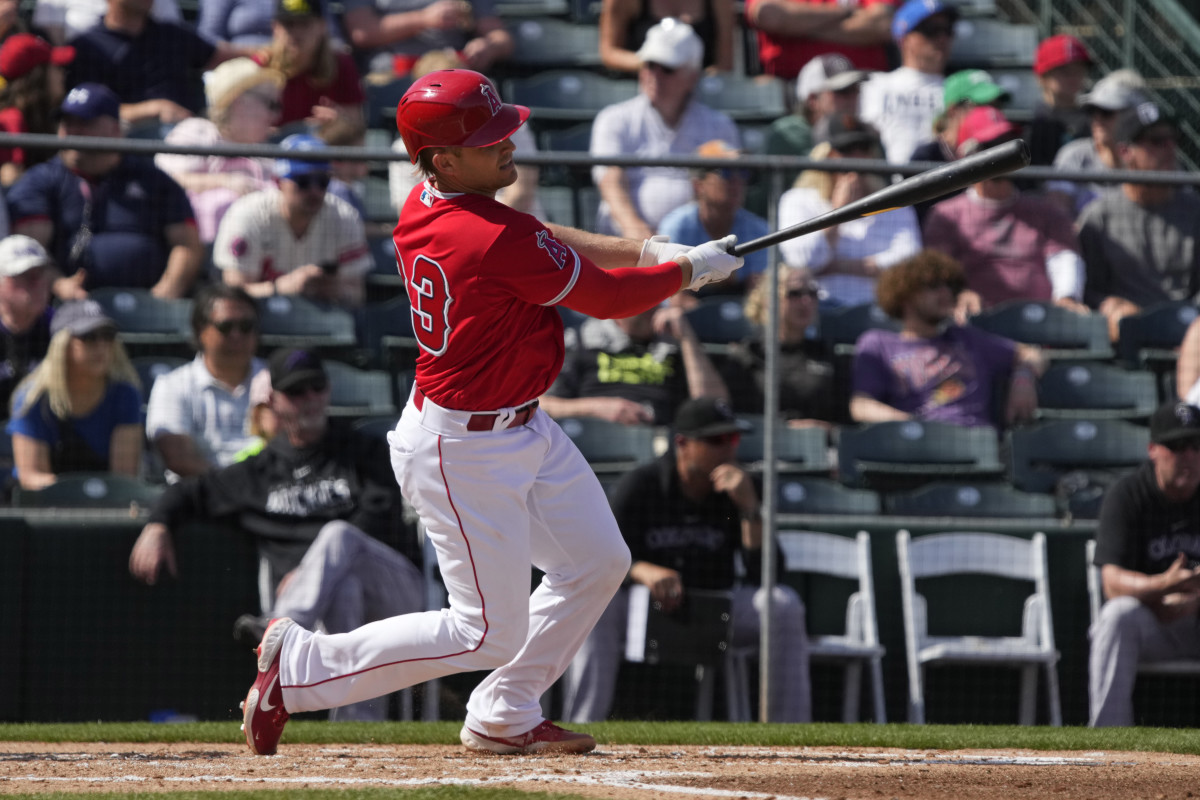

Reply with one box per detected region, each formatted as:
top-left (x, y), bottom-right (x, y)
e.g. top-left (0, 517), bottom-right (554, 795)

top-left (826, 114), bottom-right (880, 154)
top-left (674, 397), bottom-right (752, 438)
top-left (276, 0), bottom-right (325, 20)
top-left (1113, 100), bottom-right (1176, 145)
top-left (1150, 400), bottom-right (1200, 445)
top-left (269, 347), bottom-right (326, 393)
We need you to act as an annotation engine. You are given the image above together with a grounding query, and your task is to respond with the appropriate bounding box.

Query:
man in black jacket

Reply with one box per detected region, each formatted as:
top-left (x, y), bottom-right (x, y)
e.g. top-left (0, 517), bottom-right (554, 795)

top-left (129, 348), bottom-right (423, 720)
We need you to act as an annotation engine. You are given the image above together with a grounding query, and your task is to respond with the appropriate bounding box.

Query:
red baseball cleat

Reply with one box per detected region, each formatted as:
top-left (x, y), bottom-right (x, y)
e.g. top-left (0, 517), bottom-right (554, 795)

top-left (460, 720), bottom-right (597, 755)
top-left (240, 617), bottom-right (295, 756)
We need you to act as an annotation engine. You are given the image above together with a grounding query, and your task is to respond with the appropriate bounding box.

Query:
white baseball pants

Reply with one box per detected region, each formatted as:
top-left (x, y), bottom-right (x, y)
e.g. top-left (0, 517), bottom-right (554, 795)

top-left (276, 398), bottom-right (631, 737)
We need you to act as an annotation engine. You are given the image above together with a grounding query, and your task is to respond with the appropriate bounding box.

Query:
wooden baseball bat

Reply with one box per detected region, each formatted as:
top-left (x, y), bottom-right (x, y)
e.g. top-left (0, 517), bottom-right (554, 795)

top-left (727, 139), bottom-right (1031, 258)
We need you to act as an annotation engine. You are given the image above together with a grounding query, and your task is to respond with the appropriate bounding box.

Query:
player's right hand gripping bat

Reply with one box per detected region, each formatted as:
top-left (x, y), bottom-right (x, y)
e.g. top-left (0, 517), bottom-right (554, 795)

top-left (727, 139), bottom-right (1031, 258)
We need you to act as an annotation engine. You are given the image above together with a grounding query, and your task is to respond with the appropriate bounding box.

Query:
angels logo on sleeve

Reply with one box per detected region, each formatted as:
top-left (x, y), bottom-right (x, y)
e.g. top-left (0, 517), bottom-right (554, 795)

top-left (535, 230), bottom-right (575, 271)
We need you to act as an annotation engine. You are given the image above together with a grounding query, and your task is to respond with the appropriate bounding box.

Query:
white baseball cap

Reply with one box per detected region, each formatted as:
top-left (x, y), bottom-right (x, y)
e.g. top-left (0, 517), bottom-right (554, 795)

top-left (0, 234), bottom-right (52, 278)
top-left (796, 53), bottom-right (868, 103)
top-left (636, 18), bottom-right (704, 71)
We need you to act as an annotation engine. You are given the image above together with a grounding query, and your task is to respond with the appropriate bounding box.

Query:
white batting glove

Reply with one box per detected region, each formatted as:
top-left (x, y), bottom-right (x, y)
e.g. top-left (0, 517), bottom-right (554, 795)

top-left (681, 235), bottom-right (743, 291)
top-left (637, 234), bottom-right (692, 267)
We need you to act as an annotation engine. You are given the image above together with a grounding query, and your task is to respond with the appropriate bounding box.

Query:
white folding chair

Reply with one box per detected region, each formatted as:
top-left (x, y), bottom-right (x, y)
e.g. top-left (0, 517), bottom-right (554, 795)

top-left (775, 530), bottom-right (887, 723)
top-left (1086, 540), bottom-right (1200, 677)
top-left (896, 530), bottom-right (1062, 726)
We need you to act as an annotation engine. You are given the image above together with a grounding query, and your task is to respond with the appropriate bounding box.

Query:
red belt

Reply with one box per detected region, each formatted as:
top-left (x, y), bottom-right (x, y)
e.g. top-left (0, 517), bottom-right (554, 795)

top-left (413, 387), bottom-right (539, 431)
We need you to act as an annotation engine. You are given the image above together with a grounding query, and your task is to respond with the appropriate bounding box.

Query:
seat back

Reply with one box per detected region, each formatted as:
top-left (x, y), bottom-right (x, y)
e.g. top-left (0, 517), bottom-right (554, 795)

top-left (363, 76), bottom-right (413, 130)
top-left (503, 70), bottom-right (637, 122)
top-left (819, 302), bottom-right (901, 357)
top-left (505, 18), bottom-right (602, 70)
top-left (88, 287), bottom-right (193, 357)
top-left (1037, 362), bottom-right (1158, 420)
top-left (837, 420), bottom-right (1004, 490)
top-left (1116, 301), bottom-right (1199, 368)
top-left (947, 17), bottom-right (1038, 67)
top-left (557, 417), bottom-right (658, 473)
top-left (1008, 418), bottom-right (1149, 493)
top-left (684, 297), bottom-right (754, 352)
top-left (11, 472), bottom-right (165, 509)
top-left (968, 301), bottom-right (1112, 360)
top-left (256, 296), bottom-right (357, 351)
top-left (777, 476), bottom-right (881, 515)
top-left (324, 360), bottom-right (397, 417)
top-left (694, 73), bottom-right (787, 122)
top-left (737, 423), bottom-right (832, 473)
top-left (884, 481), bottom-right (1059, 518)
top-left (130, 355), bottom-right (190, 408)
top-left (777, 530), bottom-right (880, 648)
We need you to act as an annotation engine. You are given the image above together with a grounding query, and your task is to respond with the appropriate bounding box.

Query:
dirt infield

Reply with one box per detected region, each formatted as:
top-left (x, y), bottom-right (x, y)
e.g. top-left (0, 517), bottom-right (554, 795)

top-left (2, 742), bottom-right (1199, 798)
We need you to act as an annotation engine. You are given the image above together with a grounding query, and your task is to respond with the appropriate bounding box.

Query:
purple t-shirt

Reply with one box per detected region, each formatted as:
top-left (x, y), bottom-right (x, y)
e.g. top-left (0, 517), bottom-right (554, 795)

top-left (922, 191), bottom-right (1079, 308)
top-left (852, 326), bottom-right (1017, 427)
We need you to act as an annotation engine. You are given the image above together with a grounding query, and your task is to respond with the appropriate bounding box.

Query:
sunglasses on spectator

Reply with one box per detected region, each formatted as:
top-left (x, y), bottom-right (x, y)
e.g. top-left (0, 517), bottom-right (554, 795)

top-left (211, 318), bottom-right (257, 335)
top-left (645, 62), bottom-right (678, 75)
top-left (700, 432), bottom-right (741, 446)
top-left (292, 174), bottom-right (331, 191)
top-left (915, 22), bottom-right (955, 38)
top-left (76, 328), bottom-right (116, 344)
top-left (1164, 438), bottom-right (1200, 454)
top-left (282, 377), bottom-right (329, 398)
top-left (787, 287), bottom-right (820, 300)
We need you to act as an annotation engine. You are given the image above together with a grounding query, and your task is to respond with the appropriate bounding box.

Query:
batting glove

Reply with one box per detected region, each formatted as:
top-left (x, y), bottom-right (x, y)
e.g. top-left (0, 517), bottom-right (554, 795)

top-left (637, 234), bottom-right (692, 267)
top-left (682, 235), bottom-right (743, 291)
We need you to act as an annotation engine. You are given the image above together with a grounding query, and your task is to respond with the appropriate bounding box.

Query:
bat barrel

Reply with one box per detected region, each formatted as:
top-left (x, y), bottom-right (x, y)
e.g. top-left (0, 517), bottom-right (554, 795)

top-left (726, 139), bottom-right (1030, 258)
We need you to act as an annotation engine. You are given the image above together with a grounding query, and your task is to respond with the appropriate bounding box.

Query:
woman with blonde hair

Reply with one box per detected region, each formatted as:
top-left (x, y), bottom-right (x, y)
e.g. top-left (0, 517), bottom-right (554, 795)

top-left (778, 116), bottom-right (922, 308)
top-left (6, 300), bottom-right (143, 490)
top-left (156, 57), bottom-right (284, 242)
top-left (721, 265), bottom-right (837, 427)
top-left (255, 0), bottom-right (364, 133)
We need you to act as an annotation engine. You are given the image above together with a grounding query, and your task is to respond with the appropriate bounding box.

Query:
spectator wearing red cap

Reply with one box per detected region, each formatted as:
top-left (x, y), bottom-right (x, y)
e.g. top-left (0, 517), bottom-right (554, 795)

top-left (922, 105), bottom-right (1086, 318)
top-left (0, 33), bottom-right (74, 185)
top-left (1027, 33), bottom-right (1093, 166)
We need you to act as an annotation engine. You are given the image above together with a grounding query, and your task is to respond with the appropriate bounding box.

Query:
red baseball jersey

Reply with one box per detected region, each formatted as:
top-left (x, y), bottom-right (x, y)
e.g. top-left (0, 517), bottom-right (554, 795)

top-left (394, 182), bottom-right (580, 411)
top-left (746, 0), bottom-right (897, 80)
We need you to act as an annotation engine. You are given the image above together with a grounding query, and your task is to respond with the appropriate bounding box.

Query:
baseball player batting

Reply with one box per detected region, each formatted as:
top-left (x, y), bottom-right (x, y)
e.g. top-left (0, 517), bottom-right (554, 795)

top-left (240, 69), bottom-right (744, 756)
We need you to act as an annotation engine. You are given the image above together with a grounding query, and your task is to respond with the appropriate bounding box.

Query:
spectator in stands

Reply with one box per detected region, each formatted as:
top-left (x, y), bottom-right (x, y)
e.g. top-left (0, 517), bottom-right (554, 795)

top-left (145, 284), bottom-right (266, 482)
top-left (1026, 33), bottom-right (1093, 167)
top-left (745, 0), bottom-right (895, 81)
top-left (1178, 318), bottom-right (1200, 406)
top-left (341, 0), bottom-right (513, 78)
top-left (6, 298), bottom-right (142, 489)
top-left (255, 0), bottom-right (365, 134)
top-left (909, 69), bottom-right (1010, 222)
top-left (657, 139), bottom-right (769, 297)
top-left (592, 18), bottom-right (739, 240)
top-left (1089, 400), bottom-right (1200, 727)
top-left (1078, 100), bottom-right (1200, 342)
top-left (34, 0), bottom-right (181, 46)
top-left (722, 266), bottom-right (837, 425)
top-left (200, 0), bottom-right (342, 47)
top-left (129, 347), bottom-right (424, 721)
top-left (750, 52), bottom-right (868, 214)
top-left (541, 292), bottom-right (731, 426)
top-left (561, 396), bottom-right (811, 723)
top-left (389, 51), bottom-right (542, 219)
top-left (8, 83), bottom-right (204, 300)
top-left (911, 68), bottom-right (1010, 167)
top-left (214, 133), bottom-right (372, 308)
top-left (0, 0), bottom-right (35, 45)
top-left (859, 0), bottom-right (955, 164)
top-left (1045, 69), bottom-right (1148, 218)
top-left (154, 57), bottom-right (284, 243)
top-left (0, 235), bottom-right (54, 413)
top-left (599, 0), bottom-right (735, 73)
top-left (0, 33), bottom-right (75, 186)
top-left (780, 116), bottom-right (921, 309)
top-left (922, 106), bottom-right (1087, 315)
top-left (64, 0), bottom-right (242, 132)
top-left (850, 249), bottom-right (1046, 427)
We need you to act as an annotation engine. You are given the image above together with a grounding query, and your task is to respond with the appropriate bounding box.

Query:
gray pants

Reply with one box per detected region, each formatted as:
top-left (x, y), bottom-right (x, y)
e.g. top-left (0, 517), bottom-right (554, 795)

top-left (561, 584), bottom-right (811, 723)
top-left (1088, 595), bottom-right (1200, 727)
top-left (270, 520), bottom-right (424, 721)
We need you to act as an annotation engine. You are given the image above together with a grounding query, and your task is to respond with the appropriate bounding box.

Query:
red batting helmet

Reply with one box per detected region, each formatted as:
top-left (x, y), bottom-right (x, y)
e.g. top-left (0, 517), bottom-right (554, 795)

top-left (396, 69), bottom-right (530, 164)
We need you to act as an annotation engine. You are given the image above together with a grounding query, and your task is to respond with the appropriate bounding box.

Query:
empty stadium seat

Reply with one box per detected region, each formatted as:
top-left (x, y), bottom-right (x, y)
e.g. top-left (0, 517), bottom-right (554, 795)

top-left (1008, 418), bottom-right (1149, 494)
top-left (969, 301), bottom-right (1113, 361)
top-left (694, 73), bottom-right (787, 123)
top-left (884, 481), bottom-right (1059, 518)
top-left (503, 70), bottom-right (637, 122)
top-left (838, 421), bottom-right (1005, 491)
top-left (505, 18), bottom-right (602, 70)
top-left (1036, 361), bottom-right (1158, 420)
